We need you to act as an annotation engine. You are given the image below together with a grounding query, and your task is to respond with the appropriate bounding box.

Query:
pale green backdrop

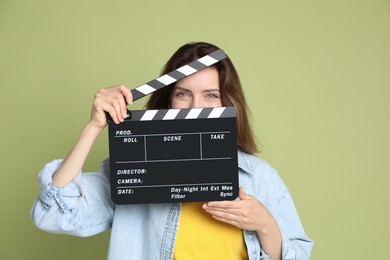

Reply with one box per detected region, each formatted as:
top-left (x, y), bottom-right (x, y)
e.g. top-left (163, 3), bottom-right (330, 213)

top-left (1, 0), bottom-right (389, 259)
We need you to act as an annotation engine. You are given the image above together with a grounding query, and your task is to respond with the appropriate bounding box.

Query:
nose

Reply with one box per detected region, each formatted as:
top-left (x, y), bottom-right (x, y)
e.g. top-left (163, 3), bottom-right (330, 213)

top-left (191, 97), bottom-right (203, 108)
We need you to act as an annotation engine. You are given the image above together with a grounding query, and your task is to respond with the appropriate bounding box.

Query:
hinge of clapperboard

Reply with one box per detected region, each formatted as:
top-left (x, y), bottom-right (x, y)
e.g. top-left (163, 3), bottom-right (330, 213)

top-left (106, 49), bottom-right (227, 120)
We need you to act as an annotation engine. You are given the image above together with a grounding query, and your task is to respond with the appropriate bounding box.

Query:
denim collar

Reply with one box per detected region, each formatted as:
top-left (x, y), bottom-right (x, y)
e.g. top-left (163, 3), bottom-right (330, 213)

top-left (237, 150), bottom-right (252, 174)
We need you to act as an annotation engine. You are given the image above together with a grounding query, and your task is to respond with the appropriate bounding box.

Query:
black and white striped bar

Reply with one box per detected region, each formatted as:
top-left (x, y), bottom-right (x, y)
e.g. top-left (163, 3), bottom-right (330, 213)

top-left (131, 106), bottom-right (235, 121)
top-left (131, 49), bottom-right (227, 101)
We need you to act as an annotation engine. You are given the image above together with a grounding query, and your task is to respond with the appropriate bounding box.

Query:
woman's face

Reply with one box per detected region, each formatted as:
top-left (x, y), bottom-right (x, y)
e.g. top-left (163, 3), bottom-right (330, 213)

top-left (170, 67), bottom-right (222, 109)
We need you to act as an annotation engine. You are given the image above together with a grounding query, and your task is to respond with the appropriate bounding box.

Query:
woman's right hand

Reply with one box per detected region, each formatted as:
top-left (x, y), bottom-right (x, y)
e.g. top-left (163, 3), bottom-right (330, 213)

top-left (51, 85), bottom-right (132, 187)
top-left (89, 85), bottom-right (133, 128)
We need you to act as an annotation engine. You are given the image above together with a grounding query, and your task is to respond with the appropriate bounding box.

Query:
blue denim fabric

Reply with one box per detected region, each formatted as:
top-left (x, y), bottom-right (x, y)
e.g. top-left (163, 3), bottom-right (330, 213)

top-left (31, 151), bottom-right (313, 259)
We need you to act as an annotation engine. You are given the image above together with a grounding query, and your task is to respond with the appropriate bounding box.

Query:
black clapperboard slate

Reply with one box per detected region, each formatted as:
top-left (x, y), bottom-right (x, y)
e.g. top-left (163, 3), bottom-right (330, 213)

top-left (107, 49), bottom-right (239, 204)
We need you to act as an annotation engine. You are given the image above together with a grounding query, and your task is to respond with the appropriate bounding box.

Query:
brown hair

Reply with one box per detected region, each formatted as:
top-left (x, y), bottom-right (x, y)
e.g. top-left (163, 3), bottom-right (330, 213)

top-left (146, 42), bottom-right (258, 154)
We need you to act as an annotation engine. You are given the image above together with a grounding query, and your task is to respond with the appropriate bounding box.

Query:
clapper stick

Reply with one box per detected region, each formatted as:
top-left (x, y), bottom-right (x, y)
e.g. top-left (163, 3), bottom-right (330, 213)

top-left (130, 49), bottom-right (227, 102)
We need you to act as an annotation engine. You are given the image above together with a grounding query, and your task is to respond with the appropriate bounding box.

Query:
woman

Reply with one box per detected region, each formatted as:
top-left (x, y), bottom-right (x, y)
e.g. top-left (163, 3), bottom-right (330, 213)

top-left (31, 42), bottom-right (313, 259)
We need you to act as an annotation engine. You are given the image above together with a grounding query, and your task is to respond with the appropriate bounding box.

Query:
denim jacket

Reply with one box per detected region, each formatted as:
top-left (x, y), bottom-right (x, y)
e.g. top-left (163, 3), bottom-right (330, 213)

top-left (31, 150), bottom-right (313, 259)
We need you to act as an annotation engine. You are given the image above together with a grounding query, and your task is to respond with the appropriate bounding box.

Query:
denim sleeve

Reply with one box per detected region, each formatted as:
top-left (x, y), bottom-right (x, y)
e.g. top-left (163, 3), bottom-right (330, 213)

top-left (276, 186), bottom-right (314, 259)
top-left (30, 159), bottom-right (114, 237)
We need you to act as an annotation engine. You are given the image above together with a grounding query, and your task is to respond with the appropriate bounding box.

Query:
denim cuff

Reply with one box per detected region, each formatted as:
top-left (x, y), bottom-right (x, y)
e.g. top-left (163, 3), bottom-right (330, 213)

top-left (38, 160), bottom-right (82, 213)
top-left (281, 233), bottom-right (296, 260)
top-left (259, 249), bottom-right (271, 259)
top-left (257, 234), bottom-right (295, 259)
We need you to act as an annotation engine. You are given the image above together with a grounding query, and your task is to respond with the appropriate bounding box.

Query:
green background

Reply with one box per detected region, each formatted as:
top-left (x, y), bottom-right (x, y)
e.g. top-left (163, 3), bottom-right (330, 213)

top-left (1, 1), bottom-right (389, 259)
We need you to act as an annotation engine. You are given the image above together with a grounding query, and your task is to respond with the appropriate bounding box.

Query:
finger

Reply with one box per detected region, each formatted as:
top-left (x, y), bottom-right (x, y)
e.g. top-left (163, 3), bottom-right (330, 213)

top-left (204, 200), bottom-right (241, 209)
top-left (117, 91), bottom-right (129, 119)
top-left (203, 207), bottom-right (242, 217)
top-left (205, 207), bottom-right (240, 220)
top-left (211, 214), bottom-right (242, 229)
top-left (101, 102), bottom-right (120, 124)
top-left (204, 207), bottom-right (241, 216)
top-left (239, 187), bottom-right (256, 201)
top-left (118, 85), bottom-right (133, 105)
top-left (239, 187), bottom-right (249, 200)
top-left (112, 97), bottom-right (124, 122)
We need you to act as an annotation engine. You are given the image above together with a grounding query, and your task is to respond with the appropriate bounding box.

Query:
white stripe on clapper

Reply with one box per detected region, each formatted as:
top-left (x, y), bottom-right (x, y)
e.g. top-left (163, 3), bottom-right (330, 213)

top-left (163, 109), bottom-right (181, 120)
top-left (177, 65), bottom-right (198, 76)
top-left (136, 84), bottom-right (156, 95)
top-left (156, 75), bottom-right (176, 85)
top-left (198, 55), bottom-right (218, 66)
top-left (140, 110), bottom-right (158, 121)
top-left (208, 107), bottom-right (225, 118)
top-left (185, 108), bottom-right (203, 119)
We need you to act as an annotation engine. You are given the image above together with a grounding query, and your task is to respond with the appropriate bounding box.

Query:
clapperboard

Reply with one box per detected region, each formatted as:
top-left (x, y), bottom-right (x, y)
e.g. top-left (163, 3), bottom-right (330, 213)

top-left (108, 49), bottom-right (239, 204)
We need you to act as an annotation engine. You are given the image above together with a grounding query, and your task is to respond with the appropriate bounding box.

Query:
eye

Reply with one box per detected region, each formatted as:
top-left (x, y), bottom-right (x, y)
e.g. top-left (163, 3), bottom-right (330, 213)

top-left (173, 90), bottom-right (191, 99)
top-left (175, 91), bottom-right (188, 97)
top-left (206, 92), bottom-right (219, 99)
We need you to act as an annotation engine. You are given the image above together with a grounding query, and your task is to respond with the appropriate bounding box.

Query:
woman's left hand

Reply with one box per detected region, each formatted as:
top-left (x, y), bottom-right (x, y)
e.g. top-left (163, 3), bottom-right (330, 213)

top-left (202, 187), bottom-right (273, 232)
top-left (203, 187), bottom-right (283, 259)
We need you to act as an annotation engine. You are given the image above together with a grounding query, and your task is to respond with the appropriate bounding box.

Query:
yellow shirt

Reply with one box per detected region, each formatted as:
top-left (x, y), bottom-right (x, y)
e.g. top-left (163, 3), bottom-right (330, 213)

top-left (173, 202), bottom-right (249, 260)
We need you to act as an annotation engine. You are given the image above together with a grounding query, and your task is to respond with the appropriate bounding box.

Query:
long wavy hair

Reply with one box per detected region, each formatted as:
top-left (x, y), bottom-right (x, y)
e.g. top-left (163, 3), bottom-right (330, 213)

top-left (146, 42), bottom-right (258, 154)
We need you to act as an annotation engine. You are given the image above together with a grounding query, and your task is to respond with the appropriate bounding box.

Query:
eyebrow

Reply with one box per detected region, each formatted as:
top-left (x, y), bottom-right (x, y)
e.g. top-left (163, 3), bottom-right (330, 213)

top-left (174, 86), bottom-right (220, 93)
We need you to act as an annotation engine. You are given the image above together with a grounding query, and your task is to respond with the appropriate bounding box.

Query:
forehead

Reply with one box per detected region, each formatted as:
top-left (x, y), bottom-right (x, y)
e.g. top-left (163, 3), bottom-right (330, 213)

top-left (176, 66), bottom-right (219, 89)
